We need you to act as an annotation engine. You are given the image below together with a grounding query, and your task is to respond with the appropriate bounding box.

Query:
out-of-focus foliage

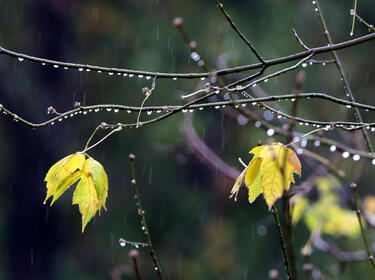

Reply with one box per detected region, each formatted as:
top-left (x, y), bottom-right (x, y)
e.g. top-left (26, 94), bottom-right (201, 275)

top-left (292, 176), bottom-right (360, 238)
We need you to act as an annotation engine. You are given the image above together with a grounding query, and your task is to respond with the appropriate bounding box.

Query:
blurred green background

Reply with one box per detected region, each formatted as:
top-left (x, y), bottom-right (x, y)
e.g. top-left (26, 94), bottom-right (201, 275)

top-left (0, 0), bottom-right (375, 279)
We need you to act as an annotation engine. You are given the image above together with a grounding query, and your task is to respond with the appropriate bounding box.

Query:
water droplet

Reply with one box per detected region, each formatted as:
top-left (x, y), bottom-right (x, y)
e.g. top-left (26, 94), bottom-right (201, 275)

top-left (114, 109), bottom-right (119, 113)
top-left (215, 106), bottom-right (220, 109)
top-left (173, 77), bottom-right (178, 80)
top-left (51, 122), bottom-right (55, 125)
top-left (142, 226), bottom-right (145, 231)
top-left (135, 244), bottom-right (139, 249)
top-left (198, 60), bottom-right (205, 67)
top-left (242, 104), bottom-right (247, 107)
top-left (191, 52), bottom-right (200, 61)
top-left (346, 105), bottom-right (352, 108)
top-left (64, 67), bottom-right (68, 70)
top-left (342, 151), bottom-right (350, 158)
top-left (147, 111), bottom-right (152, 115)
top-left (301, 138), bottom-right (308, 147)
top-left (78, 68), bottom-right (84, 71)
top-left (214, 90), bottom-right (220, 94)
top-left (312, 0), bottom-right (316, 4)
top-left (291, 98), bottom-right (296, 102)
top-left (267, 128), bottom-right (275, 136)
top-left (53, 65), bottom-right (59, 68)
top-left (119, 238), bottom-right (126, 247)
top-left (252, 102), bottom-right (257, 105)
top-left (293, 136), bottom-right (300, 143)
top-left (315, 8), bottom-right (318, 12)
top-left (330, 145), bottom-right (336, 152)
top-left (302, 63), bottom-right (307, 68)
top-left (199, 107), bottom-right (204, 111)
top-left (106, 108), bottom-right (112, 112)
top-left (277, 115), bottom-right (282, 119)
top-left (127, 110), bottom-right (132, 113)
top-left (252, 83), bottom-right (257, 87)
top-left (189, 109), bottom-right (194, 112)
top-left (129, 74), bottom-right (134, 77)
top-left (42, 63), bottom-right (46, 66)
top-left (314, 140), bottom-right (320, 147)
top-left (353, 154), bottom-right (360, 161)
top-left (95, 108), bottom-right (100, 112)
top-left (182, 109), bottom-right (188, 113)
top-left (83, 111), bottom-right (87, 115)
top-left (123, 73), bottom-right (128, 77)
top-left (200, 77), bottom-right (205, 81)
top-left (372, 159), bottom-right (375, 165)
top-left (156, 110), bottom-right (161, 113)
top-left (86, 69), bottom-right (91, 72)
top-left (146, 76), bottom-right (151, 80)
top-left (138, 75), bottom-right (144, 78)
top-left (109, 72), bottom-right (114, 76)
top-left (297, 148), bottom-right (303, 155)
top-left (264, 79), bottom-right (269, 83)
top-left (255, 121), bottom-right (261, 128)
top-left (18, 57), bottom-right (24, 61)
top-left (322, 62), bottom-right (326, 66)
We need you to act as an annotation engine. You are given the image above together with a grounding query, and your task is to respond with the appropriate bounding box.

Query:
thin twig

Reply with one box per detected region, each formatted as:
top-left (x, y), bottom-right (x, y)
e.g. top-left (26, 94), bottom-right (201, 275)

top-left (350, 183), bottom-right (375, 269)
top-left (0, 32), bottom-right (374, 79)
top-left (271, 205), bottom-right (293, 280)
top-left (214, 0), bottom-right (265, 64)
top-left (292, 28), bottom-right (310, 50)
top-left (314, 0), bottom-right (374, 154)
top-left (353, 13), bottom-right (375, 32)
top-left (350, 0), bottom-right (358, 36)
top-left (129, 154), bottom-right (164, 280)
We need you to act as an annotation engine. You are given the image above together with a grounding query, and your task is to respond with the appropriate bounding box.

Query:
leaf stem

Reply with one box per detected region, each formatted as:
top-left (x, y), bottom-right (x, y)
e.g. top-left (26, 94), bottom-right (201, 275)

top-left (81, 125), bottom-right (122, 154)
top-left (271, 205), bottom-right (294, 280)
top-left (129, 154), bottom-right (164, 280)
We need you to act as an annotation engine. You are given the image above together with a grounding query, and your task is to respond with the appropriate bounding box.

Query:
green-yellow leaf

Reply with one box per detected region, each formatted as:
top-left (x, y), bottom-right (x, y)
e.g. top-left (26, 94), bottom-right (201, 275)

top-left (44, 153), bottom-right (109, 232)
top-left (44, 153), bottom-right (85, 204)
top-left (230, 142), bottom-right (301, 209)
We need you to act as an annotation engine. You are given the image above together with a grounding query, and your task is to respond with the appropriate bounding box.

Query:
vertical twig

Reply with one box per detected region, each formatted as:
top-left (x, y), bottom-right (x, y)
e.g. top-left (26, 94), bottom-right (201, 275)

top-left (350, 0), bottom-right (358, 36)
top-left (129, 154), bottom-right (165, 280)
top-left (214, 0), bottom-right (266, 64)
top-left (129, 249), bottom-right (142, 280)
top-left (271, 205), bottom-right (293, 280)
top-left (314, 0), bottom-right (374, 154)
top-left (350, 183), bottom-right (375, 270)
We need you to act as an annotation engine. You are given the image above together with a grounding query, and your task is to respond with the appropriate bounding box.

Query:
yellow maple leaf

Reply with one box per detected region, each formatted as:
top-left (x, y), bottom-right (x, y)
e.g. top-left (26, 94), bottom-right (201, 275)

top-left (230, 142), bottom-right (301, 209)
top-left (44, 153), bottom-right (109, 232)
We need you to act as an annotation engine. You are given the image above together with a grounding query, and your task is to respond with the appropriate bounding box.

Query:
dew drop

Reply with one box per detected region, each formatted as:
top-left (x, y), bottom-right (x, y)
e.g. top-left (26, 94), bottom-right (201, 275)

top-left (97, 70), bottom-right (102, 73)
top-left (267, 128), bottom-right (275, 136)
top-left (277, 115), bottom-right (282, 119)
top-left (293, 137), bottom-right (300, 143)
top-left (200, 77), bottom-right (205, 81)
top-left (255, 121), bottom-right (261, 128)
top-left (138, 75), bottom-right (144, 78)
top-left (18, 57), bottom-right (24, 62)
top-left (53, 65), bottom-right (59, 68)
top-left (109, 72), bottom-right (114, 76)
top-left (315, 8), bottom-right (318, 12)
top-left (64, 67), bottom-right (68, 70)
top-left (114, 109), bottom-right (119, 113)
top-left (191, 52), bottom-right (200, 61)
top-left (252, 83), bottom-right (257, 87)
top-left (372, 159), bottom-right (375, 165)
top-left (156, 110), bottom-right (161, 113)
top-left (198, 60), bottom-right (205, 67)
top-left (78, 68), bottom-right (84, 71)
top-left (129, 74), bottom-right (134, 77)
top-left (146, 76), bottom-right (151, 80)
top-left (42, 63), bottom-right (46, 66)
top-left (135, 244), bottom-right (139, 249)
top-left (86, 69), bottom-right (91, 72)
top-left (182, 109), bottom-right (188, 113)
top-left (173, 77), bottom-right (178, 80)
top-left (127, 110), bottom-right (132, 113)
top-left (189, 109), bottom-right (194, 112)
top-left (95, 108), bottom-right (100, 112)
top-left (346, 105), bottom-right (352, 108)
top-left (312, 0), bottom-right (316, 4)
top-left (302, 63), bottom-right (307, 68)
top-left (297, 148), bottom-right (303, 155)
top-left (147, 111), bottom-right (152, 115)
top-left (106, 108), bottom-right (112, 112)
top-left (123, 73), bottom-right (128, 77)
top-left (330, 145), bottom-right (336, 152)
top-left (353, 154), bottom-right (360, 161)
top-left (301, 138), bottom-right (308, 147)
top-left (83, 111), bottom-right (87, 115)
top-left (119, 238), bottom-right (126, 247)
top-left (314, 140), bottom-right (320, 147)
top-left (342, 151), bottom-right (350, 158)
top-left (252, 102), bottom-right (257, 105)
top-left (237, 114), bottom-right (248, 126)
top-left (322, 62), bottom-right (326, 66)
top-left (264, 79), bottom-right (269, 83)
top-left (215, 106), bottom-right (220, 109)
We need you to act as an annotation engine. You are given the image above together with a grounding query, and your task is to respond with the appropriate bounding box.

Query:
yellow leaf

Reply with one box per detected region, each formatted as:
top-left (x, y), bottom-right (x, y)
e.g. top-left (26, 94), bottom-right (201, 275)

top-left (259, 143), bottom-right (300, 209)
top-left (44, 153), bottom-right (85, 203)
top-left (44, 153), bottom-right (109, 232)
top-left (230, 142), bottom-right (301, 209)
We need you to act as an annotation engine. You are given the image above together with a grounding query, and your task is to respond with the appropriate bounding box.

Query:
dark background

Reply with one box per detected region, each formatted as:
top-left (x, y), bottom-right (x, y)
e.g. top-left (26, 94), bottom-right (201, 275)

top-left (1, 0), bottom-right (375, 279)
